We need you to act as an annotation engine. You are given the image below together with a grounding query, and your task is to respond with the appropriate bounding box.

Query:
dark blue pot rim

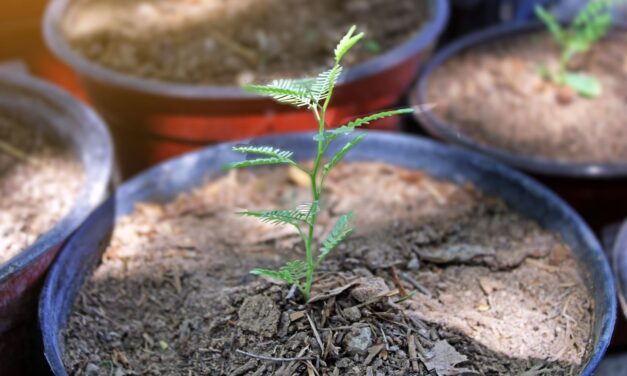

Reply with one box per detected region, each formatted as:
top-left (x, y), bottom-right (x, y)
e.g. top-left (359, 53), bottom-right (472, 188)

top-left (412, 21), bottom-right (627, 179)
top-left (39, 131), bottom-right (615, 375)
top-left (0, 72), bottom-right (114, 283)
top-left (613, 221), bottom-right (627, 318)
top-left (43, 0), bottom-right (449, 99)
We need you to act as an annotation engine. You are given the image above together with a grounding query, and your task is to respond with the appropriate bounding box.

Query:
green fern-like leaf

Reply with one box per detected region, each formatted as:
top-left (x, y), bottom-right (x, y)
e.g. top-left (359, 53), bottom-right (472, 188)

top-left (317, 213), bottom-right (353, 265)
top-left (232, 145), bottom-right (294, 160)
top-left (335, 26), bottom-right (365, 63)
top-left (573, 0), bottom-right (613, 45)
top-left (238, 207), bottom-right (313, 226)
top-left (251, 260), bottom-right (307, 286)
top-left (224, 157), bottom-right (293, 170)
top-left (311, 65), bottom-right (343, 103)
top-left (330, 108), bottom-right (415, 136)
top-left (323, 134), bottom-right (365, 177)
top-left (535, 5), bottom-right (565, 45)
top-left (243, 79), bottom-right (313, 108)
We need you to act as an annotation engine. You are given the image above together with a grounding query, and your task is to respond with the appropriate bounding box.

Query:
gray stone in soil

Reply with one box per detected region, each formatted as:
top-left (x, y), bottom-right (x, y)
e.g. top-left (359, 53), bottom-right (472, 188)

top-left (350, 277), bottom-right (390, 303)
top-left (343, 306), bottom-right (362, 321)
top-left (85, 363), bottom-right (99, 376)
top-left (343, 326), bottom-right (373, 355)
top-left (238, 295), bottom-right (281, 338)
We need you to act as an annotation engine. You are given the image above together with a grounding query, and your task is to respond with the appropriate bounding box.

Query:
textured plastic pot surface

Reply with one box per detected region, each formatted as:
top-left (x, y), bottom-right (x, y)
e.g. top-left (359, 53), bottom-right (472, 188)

top-left (40, 132), bottom-right (614, 375)
top-left (412, 22), bottom-right (627, 179)
top-left (613, 221), bottom-right (627, 319)
top-left (42, 0), bottom-right (449, 177)
top-left (0, 72), bottom-right (113, 374)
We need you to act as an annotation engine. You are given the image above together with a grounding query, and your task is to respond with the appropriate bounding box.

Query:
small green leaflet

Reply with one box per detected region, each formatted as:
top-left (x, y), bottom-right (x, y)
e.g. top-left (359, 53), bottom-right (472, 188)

top-left (561, 72), bottom-right (602, 97)
top-left (323, 134), bottom-right (365, 177)
top-left (311, 65), bottom-right (343, 103)
top-left (330, 108), bottom-right (414, 136)
top-left (238, 207), bottom-right (313, 226)
top-left (243, 79), bottom-right (313, 108)
top-left (251, 260), bottom-right (307, 286)
top-left (224, 157), bottom-right (293, 170)
top-left (317, 213), bottom-right (353, 266)
top-left (232, 145), bottom-right (294, 160)
top-left (335, 25), bottom-right (365, 63)
top-left (535, 6), bottom-right (565, 45)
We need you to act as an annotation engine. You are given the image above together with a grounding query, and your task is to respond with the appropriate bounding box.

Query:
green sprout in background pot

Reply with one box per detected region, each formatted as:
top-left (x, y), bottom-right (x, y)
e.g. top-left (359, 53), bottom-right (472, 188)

top-left (535, 0), bottom-right (618, 97)
top-left (225, 26), bottom-right (414, 301)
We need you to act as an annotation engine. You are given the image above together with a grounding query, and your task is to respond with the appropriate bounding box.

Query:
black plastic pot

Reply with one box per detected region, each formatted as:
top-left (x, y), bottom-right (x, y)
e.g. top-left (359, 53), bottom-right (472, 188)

top-left (612, 221), bottom-right (627, 319)
top-left (40, 132), bottom-right (614, 375)
top-left (0, 72), bottom-right (114, 374)
top-left (412, 22), bottom-right (627, 231)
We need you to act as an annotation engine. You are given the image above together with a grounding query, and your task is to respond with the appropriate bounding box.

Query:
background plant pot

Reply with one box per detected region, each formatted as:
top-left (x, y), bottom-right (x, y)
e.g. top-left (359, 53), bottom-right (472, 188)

top-left (42, 0), bottom-right (449, 179)
top-left (612, 221), bottom-right (627, 319)
top-left (0, 72), bottom-right (114, 375)
top-left (40, 132), bottom-right (614, 375)
top-left (412, 22), bottom-right (627, 232)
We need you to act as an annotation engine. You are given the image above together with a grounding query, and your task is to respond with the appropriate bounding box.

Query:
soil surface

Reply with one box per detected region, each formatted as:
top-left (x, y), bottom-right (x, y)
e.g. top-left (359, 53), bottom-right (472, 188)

top-left (63, 162), bottom-right (593, 375)
top-left (426, 31), bottom-right (627, 164)
top-left (0, 115), bottom-right (83, 265)
top-left (61, 0), bottom-right (429, 85)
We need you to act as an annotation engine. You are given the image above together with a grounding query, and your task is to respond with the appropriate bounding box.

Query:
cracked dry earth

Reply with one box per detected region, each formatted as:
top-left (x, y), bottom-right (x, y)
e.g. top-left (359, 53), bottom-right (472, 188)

top-left (0, 115), bottom-right (83, 265)
top-left (63, 162), bottom-right (593, 375)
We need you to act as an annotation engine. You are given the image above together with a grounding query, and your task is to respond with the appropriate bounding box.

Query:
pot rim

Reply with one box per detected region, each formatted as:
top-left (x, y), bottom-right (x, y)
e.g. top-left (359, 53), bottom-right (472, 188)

top-left (612, 221), bottom-right (627, 318)
top-left (412, 21), bottom-right (627, 179)
top-left (42, 0), bottom-right (449, 100)
top-left (39, 131), bottom-right (615, 376)
top-left (0, 72), bottom-right (114, 283)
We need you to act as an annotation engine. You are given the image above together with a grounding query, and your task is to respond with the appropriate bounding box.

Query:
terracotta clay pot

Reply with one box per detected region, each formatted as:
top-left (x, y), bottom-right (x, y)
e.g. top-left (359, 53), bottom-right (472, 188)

top-left (42, 0), bottom-right (449, 177)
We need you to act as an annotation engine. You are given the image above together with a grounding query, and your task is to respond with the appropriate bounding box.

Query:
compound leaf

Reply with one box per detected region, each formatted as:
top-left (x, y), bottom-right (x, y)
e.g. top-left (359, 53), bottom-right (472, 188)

top-left (311, 65), bottom-right (343, 103)
top-left (330, 108), bottom-right (415, 136)
top-left (232, 145), bottom-right (294, 160)
top-left (251, 260), bottom-right (307, 286)
top-left (323, 133), bottom-right (365, 176)
top-left (318, 213), bottom-right (353, 265)
top-left (243, 79), bottom-right (313, 108)
top-left (335, 25), bottom-right (365, 63)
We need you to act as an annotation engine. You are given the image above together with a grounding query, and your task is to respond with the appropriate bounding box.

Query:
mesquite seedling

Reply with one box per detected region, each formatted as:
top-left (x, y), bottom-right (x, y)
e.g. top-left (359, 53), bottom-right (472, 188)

top-left (535, 0), bottom-right (617, 97)
top-left (225, 26), bottom-right (413, 300)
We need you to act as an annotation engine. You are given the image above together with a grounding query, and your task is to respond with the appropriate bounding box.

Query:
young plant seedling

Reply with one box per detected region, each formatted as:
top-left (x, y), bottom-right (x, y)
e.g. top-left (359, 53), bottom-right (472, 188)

top-left (225, 26), bottom-right (413, 301)
top-left (535, 0), bottom-right (616, 97)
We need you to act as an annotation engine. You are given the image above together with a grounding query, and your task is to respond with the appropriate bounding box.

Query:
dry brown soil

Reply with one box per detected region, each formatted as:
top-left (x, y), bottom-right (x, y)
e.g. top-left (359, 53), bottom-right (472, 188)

top-left (63, 162), bottom-right (593, 375)
top-left (61, 0), bottom-right (429, 85)
top-left (426, 31), bottom-right (627, 164)
top-left (0, 115), bottom-right (83, 265)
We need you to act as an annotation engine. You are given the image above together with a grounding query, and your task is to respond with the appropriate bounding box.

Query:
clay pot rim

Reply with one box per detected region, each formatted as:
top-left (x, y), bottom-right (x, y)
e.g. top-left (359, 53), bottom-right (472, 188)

top-left (39, 131), bottom-right (615, 375)
top-left (0, 72), bottom-right (114, 283)
top-left (412, 21), bottom-right (627, 179)
top-left (43, 0), bottom-right (449, 99)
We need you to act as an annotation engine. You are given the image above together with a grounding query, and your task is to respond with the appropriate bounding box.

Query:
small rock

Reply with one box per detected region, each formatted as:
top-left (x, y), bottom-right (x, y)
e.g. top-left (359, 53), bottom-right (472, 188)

top-left (351, 277), bottom-right (389, 303)
top-left (238, 295), bottom-right (281, 338)
top-left (407, 257), bottom-right (420, 270)
top-left (343, 326), bottom-right (373, 355)
top-left (556, 86), bottom-right (574, 105)
top-left (85, 363), bottom-right (99, 376)
top-left (343, 306), bottom-right (362, 321)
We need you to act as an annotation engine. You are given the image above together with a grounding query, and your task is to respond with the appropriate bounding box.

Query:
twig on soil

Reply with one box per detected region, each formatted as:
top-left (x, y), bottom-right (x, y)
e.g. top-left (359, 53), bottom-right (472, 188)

top-left (305, 312), bottom-right (324, 351)
top-left (399, 272), bottom-right (432, 298)
top-left (0, 139), bottom-right (37, 164)
top-left (389, 267), bottom-right (407, 297)
top-left (378, 324), bottom-right (390, 351)
top-left (235, 349), bottom-right (317, 363)
top-left (408, 333), bottom-right (419, 372)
